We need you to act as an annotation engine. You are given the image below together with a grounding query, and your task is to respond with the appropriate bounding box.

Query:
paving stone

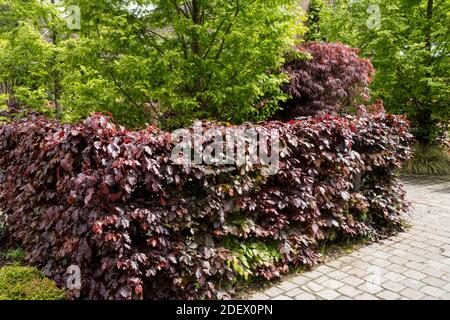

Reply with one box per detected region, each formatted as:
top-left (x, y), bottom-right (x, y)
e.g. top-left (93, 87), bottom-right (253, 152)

top-left (413, 236), bottom-right (429, 243)
top-left (285, 287), bottom-right (308, 298)
top-left (422, 276), bottom-right (447, 287)
top-left (355, 293), bottom-right (379, 300)
top-left (314, 275), bottom-right (330, 284)
top-left (337, 286), bottom-right (363, 298)
top-left (249, 293), bottom-right (270, 300)
top-left (362, 273), bottom-right (385, 285)
top-left (401, 278), bottom-right (426, 290)
top-left (405, 261), bottom-right (427, 271)
top-left (316, 289), bottom-right (340, 300)
top-left (361, 255), bottom-right (376, 263)
top-left (294, 292), bottom-right (317, 300)
top-left (328, 270), bottom-right (348, 280)
top-left (304, 282), bottom-right (325, 293)
top-left (426, 241), bottom-right (444, 249)
top-left (335, 295), bottom-right (353, 300)
top-left (405, 254), bottom-right (428, 263)
top-left (395, 234), bottom-right (412, 241)
top-left (385, 263), bottom-right (409, 274)
top-left (421, 267), bottom-right (446, 278)
top-left (277, 281), bottom-right (297, 291)
top-left (389, 256), bottom-right (409, 265)
top-left (341, 275), bottom-right (365, 287)
top-left (399, 288), bottom-right (425, 300)
top-left (357, 246), bottom-right (377, 255)
top-left (272, 295), bottom-right (293, 300)
top-left (381, 280), bottom-right (406, 293)
top-left (320, 279), bottom-right (345, 290)
top-left (315, 265), bottom-right (335, 274)
top-left (392, 243), bottom-right (410, 251)
top-left (371, 251), bottom-right (391, 259)
top-left (358, 282), bottom-right (383, 294)
top-left (376, 291), bottom-right (401, 300)
top-left (346, 267), bottom-right (370, 278)
top-left (351, 260), bottom-right (372, 270)
top-left (371, 259), bottom-right (392, 268)
top-left (383, 271), bottom-right (406, 282)
top-left (327, 260), bottom-right (345, 268)
top-left (380, 239), bottom-right (397, 247)
top-left (291, 275), bottom-right (310, 286)
top-left (425, 260), bottom-right (448, 271)
top-left (441, 283), bottom-right (450, 292)
top-left (423, 252), bottom-right (445, 260)
top-left (421, 286), bottom-right (446, 298)
top-left (304, 271), bottom-right (323, 279)
top-left (339, 256), bottom-right (357, 264)
top-left (441, 258), bottom-right (450, 266)
top-left (370, 243), bottom-right (386, 251)
top-left (403, 270), bottom-right (427, 280)
top-left (389, 249), bottom-right (409, 258)
top-left (264, 287), bottom-right (285, 297)
top-left (349, 251), bottom-right (365, 258)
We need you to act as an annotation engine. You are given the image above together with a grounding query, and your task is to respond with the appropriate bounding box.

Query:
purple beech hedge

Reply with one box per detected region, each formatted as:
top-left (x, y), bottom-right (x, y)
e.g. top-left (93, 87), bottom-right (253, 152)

top-left (0, 112), bottom-right (413, 299)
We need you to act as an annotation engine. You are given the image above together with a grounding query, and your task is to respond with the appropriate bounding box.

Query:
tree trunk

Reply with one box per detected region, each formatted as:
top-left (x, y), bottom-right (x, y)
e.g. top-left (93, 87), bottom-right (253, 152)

top-left (419, 0), bottom-right (434, 145)
top-left (190, 0), bottom-right (204, 93)
top-left (299, 0), bottom-right (311, 14)
top-left (50, 0), bottom-right (61, 119)
top-left (191, 0), bottom-right (201, 56)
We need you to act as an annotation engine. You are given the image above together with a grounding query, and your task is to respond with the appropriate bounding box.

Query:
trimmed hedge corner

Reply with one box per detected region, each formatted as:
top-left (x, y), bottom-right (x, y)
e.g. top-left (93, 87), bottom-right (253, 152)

top-left (0, 265), bottom-right (65, 300)
top-left (0, 112), bottom-right (413, 299)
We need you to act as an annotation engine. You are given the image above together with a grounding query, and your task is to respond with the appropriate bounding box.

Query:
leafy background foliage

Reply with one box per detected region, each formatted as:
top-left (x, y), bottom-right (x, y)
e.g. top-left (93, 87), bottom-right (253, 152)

top-left (307, 0), bottom-right (449, 145)
top-left (0, 0), bottom-right (304, 129)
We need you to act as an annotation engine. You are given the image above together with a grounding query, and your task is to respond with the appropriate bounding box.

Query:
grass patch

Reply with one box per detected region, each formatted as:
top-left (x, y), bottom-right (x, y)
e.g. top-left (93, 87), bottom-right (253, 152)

top-left (3, 248), bottom-right (25, 262)
top-left (0, 265), bottom-right (65, 300)
top-left (402, 144), bottom-right (450, 176)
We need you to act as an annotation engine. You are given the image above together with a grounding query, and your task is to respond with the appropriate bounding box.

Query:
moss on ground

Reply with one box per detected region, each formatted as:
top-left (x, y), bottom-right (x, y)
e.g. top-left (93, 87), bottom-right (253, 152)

top-left (0, 265), bottom-right (65, 300)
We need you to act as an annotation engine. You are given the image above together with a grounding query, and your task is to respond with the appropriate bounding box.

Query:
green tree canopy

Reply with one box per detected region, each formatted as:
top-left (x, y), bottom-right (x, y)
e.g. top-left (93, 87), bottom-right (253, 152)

top-left (0, 0), bottom-right (305, 129)
top-left (62, 0), bottom-right (304, 128)
top-left (307, 0), bottom-right (449, 145)
top-left (0, 0), bottom-right (63, 113)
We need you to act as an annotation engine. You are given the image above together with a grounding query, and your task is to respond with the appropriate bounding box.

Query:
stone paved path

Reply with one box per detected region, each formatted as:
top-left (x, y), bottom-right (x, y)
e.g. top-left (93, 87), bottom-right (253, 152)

top-left (249, 176), bottom-right (450, 300)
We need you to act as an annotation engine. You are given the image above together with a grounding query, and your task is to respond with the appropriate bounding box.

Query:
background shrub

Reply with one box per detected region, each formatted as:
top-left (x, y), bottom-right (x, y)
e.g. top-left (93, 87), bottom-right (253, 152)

top-left (0, 265), bottom-right (65, 300)
top-left (402, 144), bottom-right (450, 176)
top-left (0, 112), bottom-right (412, 299)
top-left (277, 42), bottom-right (375, 120)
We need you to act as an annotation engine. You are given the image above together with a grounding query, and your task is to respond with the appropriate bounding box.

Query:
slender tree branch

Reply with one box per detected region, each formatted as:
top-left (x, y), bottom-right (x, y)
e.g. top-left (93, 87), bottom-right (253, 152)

top-left (203, 16), bottom-right (227, 59)
top-left (169, 0), bottom-right (189, 19)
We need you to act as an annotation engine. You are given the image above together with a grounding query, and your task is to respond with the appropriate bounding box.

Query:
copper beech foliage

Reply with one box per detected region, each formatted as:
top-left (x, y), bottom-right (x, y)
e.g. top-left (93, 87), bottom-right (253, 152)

top-left (0, 111), bottom-right (413, 299)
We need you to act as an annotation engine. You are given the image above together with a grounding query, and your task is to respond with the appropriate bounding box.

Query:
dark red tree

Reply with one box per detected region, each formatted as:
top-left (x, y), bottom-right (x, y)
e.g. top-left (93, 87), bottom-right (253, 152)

top-left (277, 42), bottom-right (375, 120)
